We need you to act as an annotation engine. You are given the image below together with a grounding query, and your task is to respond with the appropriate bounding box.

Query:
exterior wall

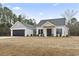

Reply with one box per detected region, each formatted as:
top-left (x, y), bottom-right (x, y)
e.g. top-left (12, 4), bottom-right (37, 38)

top-left (25, 28), bottom-right (33, 36)
top-left (36, 26), bottom-right (69, 37)
top-left (55, 26), bottom-right (69, 36)
top-left (36, 27), bottom-right (44, 36)
top-left (64, 26), bottom-right (69, 36)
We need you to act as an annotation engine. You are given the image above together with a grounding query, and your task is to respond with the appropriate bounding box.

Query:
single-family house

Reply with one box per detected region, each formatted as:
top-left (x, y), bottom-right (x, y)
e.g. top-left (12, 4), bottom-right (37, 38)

top-left (10, 18), bottom-right (69, 37)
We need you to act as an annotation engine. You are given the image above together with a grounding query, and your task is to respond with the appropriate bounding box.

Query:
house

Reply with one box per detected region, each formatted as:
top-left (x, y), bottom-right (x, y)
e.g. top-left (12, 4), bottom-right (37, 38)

top-left (10, 21), bottom-right (35, 36)
top-left (10, 18), bottom-right (69, 37)
top-left (36, 18), bottom-right (69, 37)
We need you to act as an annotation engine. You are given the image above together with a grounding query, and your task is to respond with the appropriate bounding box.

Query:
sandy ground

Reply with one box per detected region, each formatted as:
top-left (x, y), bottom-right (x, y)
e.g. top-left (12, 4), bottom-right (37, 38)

top-left (0, 37), bottom-right (12, 39)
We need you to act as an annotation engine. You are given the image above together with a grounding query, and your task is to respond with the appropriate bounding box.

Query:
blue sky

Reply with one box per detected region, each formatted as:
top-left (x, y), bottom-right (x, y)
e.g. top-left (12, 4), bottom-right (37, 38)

top-left (3, 3), bottom-right (79, 23)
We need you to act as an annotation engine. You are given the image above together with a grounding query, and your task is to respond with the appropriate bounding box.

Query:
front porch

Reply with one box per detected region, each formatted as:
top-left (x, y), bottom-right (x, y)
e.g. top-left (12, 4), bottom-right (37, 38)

top-left (36, 27), bottom-right (56, 37)
top-left (36, 27), bottom-right (63, 37)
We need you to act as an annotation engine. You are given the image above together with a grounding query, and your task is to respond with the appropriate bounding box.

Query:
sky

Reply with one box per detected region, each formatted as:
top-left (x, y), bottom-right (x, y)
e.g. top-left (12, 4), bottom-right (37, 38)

top-left (2, 3), bottom-right (79, 23)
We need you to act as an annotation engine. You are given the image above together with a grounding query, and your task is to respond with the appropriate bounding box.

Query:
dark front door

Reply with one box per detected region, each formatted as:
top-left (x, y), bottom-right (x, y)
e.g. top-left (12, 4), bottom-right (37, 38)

top-left (13, 30), bottom-right (25, 36)
top-left (47, 29), bottom-right (52, 36)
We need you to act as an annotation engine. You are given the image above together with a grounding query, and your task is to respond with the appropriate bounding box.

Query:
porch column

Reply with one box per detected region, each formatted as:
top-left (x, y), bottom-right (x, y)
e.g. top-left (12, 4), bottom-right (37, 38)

top-left (43, 28), bottom-right (47, 37)
top-left (11, 29), bottom-right (13, 36)
top-left (53, 28), bottom-right (56, 36)
top-left (36, 28), bottom-right (38, 35)
top-left (62, 28), bottom-right (65, 36)
top-left (25, 29), bottom-right (27, 36)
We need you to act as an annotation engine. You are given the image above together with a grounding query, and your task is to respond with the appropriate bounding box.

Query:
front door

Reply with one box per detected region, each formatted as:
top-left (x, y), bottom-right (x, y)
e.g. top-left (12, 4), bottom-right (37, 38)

top-left (47, 29), bottom-right (52, 36)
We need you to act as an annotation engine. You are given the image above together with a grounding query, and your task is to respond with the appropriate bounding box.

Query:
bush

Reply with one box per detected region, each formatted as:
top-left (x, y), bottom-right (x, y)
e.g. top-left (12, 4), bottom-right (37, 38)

top-left (0, 23), bottom-right (12, 36)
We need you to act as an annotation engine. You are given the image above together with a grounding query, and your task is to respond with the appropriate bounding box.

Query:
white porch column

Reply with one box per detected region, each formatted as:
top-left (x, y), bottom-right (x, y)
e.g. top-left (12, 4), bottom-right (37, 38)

top-left (43, 28), bottom-right (47, 37)
top-left (62, 27), bottom-right (65, 36)
top-left (52, 28), bottom-right (54, 36)
top-left (25, 29), bottom-right (27, 36)
top-left (36, 28), bottom-right (38, 35)
top-left (11, 29), bottom-right (13, 36)
top-left (53, 28), bottom-right (56, 36)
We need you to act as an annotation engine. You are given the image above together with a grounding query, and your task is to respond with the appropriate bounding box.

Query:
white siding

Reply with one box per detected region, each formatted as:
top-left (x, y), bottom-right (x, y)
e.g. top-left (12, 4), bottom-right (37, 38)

top-left (10, 21), bottom-right (33, 36)
top-left (10, 21), bottom-right (26, 30)
top-left (41, 21), bottom-right (55, 27)
top-left (36, 26), bottom-right (69, 37)
top-left (53, 27), bottom-right (56, 36)
top-left (55, 26), bottom-right (69, 36)
top-left (36, 27), bottom-right (44, 35)
top-left (25, 28), bottom-right (33, 36)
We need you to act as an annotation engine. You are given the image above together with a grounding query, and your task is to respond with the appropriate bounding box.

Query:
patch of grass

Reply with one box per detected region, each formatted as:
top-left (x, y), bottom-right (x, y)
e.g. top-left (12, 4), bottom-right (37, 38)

top-left (0, 36), bottom-right (78, 55)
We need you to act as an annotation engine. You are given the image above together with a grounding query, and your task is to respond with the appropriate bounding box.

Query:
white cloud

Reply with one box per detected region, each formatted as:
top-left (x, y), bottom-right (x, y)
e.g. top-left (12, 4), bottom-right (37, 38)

top-left (53, 3), bottom-right (59, 6)
top-left (12, 6), bottom-right (23, 15)
top-left (12, 7), bottom-right (22, 10)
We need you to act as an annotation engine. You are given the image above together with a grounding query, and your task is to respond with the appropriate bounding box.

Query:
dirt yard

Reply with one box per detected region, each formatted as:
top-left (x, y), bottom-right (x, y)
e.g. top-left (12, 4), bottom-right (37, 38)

top-left (0, 36), bottom-right (79, 56)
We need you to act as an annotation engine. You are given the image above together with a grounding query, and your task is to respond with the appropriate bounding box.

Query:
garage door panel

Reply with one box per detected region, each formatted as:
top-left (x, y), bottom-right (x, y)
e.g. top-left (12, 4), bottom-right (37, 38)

top-left (13, 30), bottom-right (25, 36)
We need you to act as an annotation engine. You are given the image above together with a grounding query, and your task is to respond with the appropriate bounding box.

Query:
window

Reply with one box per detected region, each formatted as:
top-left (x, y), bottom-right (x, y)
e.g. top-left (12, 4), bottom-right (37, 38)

top-left (38, 29), bottom-right (43, 34)
top-left (56, 28), bottom-right (62, 35)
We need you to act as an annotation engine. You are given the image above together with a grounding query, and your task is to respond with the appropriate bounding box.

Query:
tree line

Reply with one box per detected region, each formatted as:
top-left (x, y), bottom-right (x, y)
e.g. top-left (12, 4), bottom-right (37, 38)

top-left (0, 4), bottom-right (36, 36)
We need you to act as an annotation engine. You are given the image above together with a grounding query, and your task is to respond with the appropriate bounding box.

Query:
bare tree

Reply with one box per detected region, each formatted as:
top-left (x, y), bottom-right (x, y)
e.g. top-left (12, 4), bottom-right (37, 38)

top-left (62, 9), bottom-right (78, 24)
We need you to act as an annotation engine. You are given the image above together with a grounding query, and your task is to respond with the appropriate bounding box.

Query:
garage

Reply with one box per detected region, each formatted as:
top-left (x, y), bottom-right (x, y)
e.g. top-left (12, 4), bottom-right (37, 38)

top-left (10, 21), bottom-right (34, 36)
top-left (13, 30), bottom-right (25, 36)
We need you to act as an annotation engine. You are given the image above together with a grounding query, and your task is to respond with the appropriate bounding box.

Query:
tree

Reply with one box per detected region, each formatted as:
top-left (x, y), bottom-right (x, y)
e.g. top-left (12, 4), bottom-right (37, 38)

top-left (62, 9), bottom-right (78, 24)
top-left (0, 3), bottom-right (2, 8)
top-left (0, 4), bottom-right (37, 36)
top-left (0, 6), bottom-right (14, 24)
top-left (12, 14), bottom-right (18, 24)
top-left (62, 10), bottom-right (78, 36)
top-left (32, 19), bottom-right (36, 25)
top-left (66, 18), bottom-right (79, 36)
top-left (71, 18), bottom-right (77, 24)
top-left (17, 15), bottom-right (25, 22)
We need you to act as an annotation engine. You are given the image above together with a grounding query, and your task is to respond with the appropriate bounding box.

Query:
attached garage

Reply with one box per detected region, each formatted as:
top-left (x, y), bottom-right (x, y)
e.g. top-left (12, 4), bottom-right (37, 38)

top-left (10, 21), bottom-right (34, 36)
top-left (13, 30), bottom-right (25, 36)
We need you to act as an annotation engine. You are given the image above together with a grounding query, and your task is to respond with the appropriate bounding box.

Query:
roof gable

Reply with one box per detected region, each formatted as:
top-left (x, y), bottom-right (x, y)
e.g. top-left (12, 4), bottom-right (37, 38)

top-left (37, 18), bottom-right (66, 26)
top-left (10, 21), bottom-right (26, 29)
top-left (41, 21), bottom-right (55, 27)
top-left (10, 21), bottom-right (35, 29)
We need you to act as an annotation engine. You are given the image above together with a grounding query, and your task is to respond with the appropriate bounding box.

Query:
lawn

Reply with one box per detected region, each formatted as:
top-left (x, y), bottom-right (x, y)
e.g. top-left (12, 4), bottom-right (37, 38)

top-left (0, 36), bottom-right (79, 56)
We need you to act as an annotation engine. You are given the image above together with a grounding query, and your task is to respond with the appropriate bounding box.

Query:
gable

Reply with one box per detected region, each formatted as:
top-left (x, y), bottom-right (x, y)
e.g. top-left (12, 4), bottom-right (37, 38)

top-left (41, 21), bottom-right (55, 27)
top-left (10, 21), bottom-right (26, 29)
top-left (37, 18), bottom-right (66, 27)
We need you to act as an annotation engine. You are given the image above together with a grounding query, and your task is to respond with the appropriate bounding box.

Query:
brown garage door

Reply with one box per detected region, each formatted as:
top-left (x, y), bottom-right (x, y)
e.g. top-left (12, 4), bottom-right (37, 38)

top-left (13, 30), bottom-right (25, 36)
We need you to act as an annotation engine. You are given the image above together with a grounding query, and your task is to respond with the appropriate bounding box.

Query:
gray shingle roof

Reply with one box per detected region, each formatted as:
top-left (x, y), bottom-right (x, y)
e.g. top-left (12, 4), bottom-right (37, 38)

top-left (37, 18), bottom-right (66, 26)
top-left (22, 23), bottom-right (35, 29)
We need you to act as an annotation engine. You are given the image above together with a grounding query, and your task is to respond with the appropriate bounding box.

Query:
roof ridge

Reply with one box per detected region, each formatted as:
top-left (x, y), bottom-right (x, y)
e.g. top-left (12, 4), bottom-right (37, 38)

top-left (41, 18), bottom-right (65, 21)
